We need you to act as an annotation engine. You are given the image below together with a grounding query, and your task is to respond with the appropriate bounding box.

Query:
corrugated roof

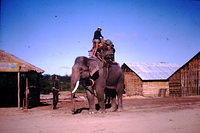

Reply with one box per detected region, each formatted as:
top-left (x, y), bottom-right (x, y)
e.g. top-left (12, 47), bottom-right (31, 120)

top-left (168, 51), bottom-right (200, 79)
top-left (123, 62), bottom-right (181, 80)
top-left (0, 50), bottom-right (44, 73)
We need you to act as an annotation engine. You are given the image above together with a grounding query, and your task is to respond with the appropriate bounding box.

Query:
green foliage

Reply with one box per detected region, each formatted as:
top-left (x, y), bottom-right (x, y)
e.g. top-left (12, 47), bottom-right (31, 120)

top-left (40, 74), bottom-right (71, 94)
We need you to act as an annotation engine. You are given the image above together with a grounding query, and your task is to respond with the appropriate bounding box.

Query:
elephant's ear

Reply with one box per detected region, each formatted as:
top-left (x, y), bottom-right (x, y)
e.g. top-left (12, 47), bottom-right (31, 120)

top-left (88, 59), bottom-right (100, 76)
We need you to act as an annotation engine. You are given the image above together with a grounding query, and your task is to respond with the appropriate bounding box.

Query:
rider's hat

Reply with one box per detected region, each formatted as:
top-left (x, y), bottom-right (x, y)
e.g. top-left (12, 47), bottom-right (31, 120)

top-left (97, 27), bottom-right (102, 30)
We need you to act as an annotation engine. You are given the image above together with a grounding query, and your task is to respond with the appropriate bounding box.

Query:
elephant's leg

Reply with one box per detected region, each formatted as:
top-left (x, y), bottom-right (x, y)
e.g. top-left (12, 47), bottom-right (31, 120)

top-left (94, 73), bottom-right (106, 113)
top-left (96, 91), bottom-right (105, 113)
top-left (71, 93), bottom-right (76, 113)
top-left (104, 89), bottom-right (111, 105)
top-left (116, 88), bottom-right (124, 111)
top-left (96, 85), bottom-right (106, 113)
top-left (109, 97), bottom-right (118, 112)
top-left (116, 78), bottom-right (124, 111)
top-left (86, 87), bottom-right (95, 114)
top-left (117, 93), bottom-right (123, 111)
top-left (108, 89), bottom-right (117, 112)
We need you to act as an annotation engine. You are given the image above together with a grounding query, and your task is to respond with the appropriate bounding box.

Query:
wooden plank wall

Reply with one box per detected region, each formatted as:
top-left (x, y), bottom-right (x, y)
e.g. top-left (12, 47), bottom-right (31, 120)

top-left (181, 55), bottom-right (199, 95)
top-left (143, 81), bottom-right (169, 97)
top-left (169, 53), bottom-right (200, 96)
top-left (124, 72), bottom-right (143, 96)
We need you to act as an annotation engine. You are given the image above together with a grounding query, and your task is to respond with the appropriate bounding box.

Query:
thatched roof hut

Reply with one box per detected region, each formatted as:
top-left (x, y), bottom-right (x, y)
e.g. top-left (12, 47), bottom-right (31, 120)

top-left (0, 50), bottom-right (44, 108)
top-left (0, 50), bottom-right (44, 73)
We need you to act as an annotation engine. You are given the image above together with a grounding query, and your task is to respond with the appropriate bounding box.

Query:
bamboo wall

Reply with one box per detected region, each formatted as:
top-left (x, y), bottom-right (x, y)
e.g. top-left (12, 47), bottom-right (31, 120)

top-left (124, 72), bottom-right (143, 96)
top-left (169, 53), bottom-right (200, 96)
top-left (143, 81), bottom-right (169, 97)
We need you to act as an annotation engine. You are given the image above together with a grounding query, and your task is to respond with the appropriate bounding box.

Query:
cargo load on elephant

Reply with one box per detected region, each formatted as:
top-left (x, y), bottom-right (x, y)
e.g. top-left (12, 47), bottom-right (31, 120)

top-left (89, 39), bottom-right (116, 64)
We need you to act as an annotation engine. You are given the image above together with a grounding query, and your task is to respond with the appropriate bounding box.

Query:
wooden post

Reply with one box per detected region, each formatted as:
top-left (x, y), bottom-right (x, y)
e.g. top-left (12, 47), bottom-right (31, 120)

top-left (17, 66), bottom-right (21, 109)
top-left (25, 75), bottom-right (29, 109)
top-left (198, 69), bottom-right (200, 95)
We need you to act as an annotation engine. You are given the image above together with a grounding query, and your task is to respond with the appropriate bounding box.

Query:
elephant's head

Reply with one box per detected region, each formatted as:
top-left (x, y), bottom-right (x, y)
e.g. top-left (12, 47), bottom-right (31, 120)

top-left (71, 56), bottom-right (102, 93)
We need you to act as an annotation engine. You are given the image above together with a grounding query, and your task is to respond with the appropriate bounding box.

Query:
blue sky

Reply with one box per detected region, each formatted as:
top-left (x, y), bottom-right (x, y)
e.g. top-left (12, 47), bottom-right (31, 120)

top-left (1, 0), bottom-right (200, 75)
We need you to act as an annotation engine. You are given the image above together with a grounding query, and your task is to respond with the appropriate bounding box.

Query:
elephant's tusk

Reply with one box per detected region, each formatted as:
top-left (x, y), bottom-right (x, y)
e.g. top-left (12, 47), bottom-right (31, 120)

top-left (72, 81), bottom-right (80, 93)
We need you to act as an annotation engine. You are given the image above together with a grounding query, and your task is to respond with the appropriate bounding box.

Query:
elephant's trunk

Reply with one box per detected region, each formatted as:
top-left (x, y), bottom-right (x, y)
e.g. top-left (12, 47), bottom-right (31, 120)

top-left (71, 64), bottom-right (80, 113)
top-left (71, 64), bottom-right (80, 93)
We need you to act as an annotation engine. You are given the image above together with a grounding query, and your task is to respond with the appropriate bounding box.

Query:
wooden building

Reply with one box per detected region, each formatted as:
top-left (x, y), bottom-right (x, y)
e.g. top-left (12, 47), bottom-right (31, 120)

top-left (0, 50), bottom-right (44, 108)
top-left (168, 52), bottom-right (200, 96)
top-left (121, 63), bottom-right (180, 97)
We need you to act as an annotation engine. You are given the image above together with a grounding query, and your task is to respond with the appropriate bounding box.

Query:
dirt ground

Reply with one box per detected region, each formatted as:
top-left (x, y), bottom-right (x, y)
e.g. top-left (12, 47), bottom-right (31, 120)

top-left (0, 95), bottom-right (200, 133)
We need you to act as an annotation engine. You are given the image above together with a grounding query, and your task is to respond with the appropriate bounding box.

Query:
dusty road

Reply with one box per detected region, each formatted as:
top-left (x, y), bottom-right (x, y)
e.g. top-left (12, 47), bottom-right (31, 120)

top-left (0, 96), bottom-right (200, 133)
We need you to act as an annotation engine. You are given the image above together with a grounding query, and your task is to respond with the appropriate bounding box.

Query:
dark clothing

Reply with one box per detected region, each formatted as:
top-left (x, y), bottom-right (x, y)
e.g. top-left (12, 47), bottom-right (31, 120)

top-left (90, 29), bottom-right (104, 58)
top-left (52, 89), bottom-right (59, 109)
top-left (52, 78), bottom-right (60, 109)
top-left (93, 30), bottom-right (103, 40)
top-left (53, 79), bottom-right (60, 89)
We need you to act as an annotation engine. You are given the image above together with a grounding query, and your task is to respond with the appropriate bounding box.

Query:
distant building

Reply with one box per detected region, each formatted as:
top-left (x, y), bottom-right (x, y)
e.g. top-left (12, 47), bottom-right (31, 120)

top-left (0, 50), bottom-right (44, 107)
top-left (121, 62), bottom-right (180, 97)
top-left (169, 52), bottom-right (200, 96)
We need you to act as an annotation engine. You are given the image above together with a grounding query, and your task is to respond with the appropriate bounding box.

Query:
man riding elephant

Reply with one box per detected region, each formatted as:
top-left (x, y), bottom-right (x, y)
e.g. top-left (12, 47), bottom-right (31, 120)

top-left (89, 27), bottom-right (104, 58)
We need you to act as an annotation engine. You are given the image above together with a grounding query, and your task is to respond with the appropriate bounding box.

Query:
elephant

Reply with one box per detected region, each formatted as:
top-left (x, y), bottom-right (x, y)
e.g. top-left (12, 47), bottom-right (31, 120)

top-left (71, 56), bottom-right (124, 113)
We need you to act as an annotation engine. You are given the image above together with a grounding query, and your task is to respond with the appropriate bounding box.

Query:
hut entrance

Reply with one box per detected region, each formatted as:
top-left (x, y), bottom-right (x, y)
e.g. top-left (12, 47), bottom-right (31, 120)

top-left (0, 72), bottom-right (23, 107)
top-left (0, 72), bottom-right (41, 107)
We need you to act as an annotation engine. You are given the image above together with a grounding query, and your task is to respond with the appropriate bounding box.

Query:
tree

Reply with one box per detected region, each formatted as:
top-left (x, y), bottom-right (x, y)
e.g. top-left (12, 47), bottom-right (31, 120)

top-left (40, 74), bottom-right (71, 94)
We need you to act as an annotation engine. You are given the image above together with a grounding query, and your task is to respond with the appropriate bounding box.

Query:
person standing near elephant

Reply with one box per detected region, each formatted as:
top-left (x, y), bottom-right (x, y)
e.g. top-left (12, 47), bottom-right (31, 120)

top-left (52, 76), bottom-right (60, 109)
